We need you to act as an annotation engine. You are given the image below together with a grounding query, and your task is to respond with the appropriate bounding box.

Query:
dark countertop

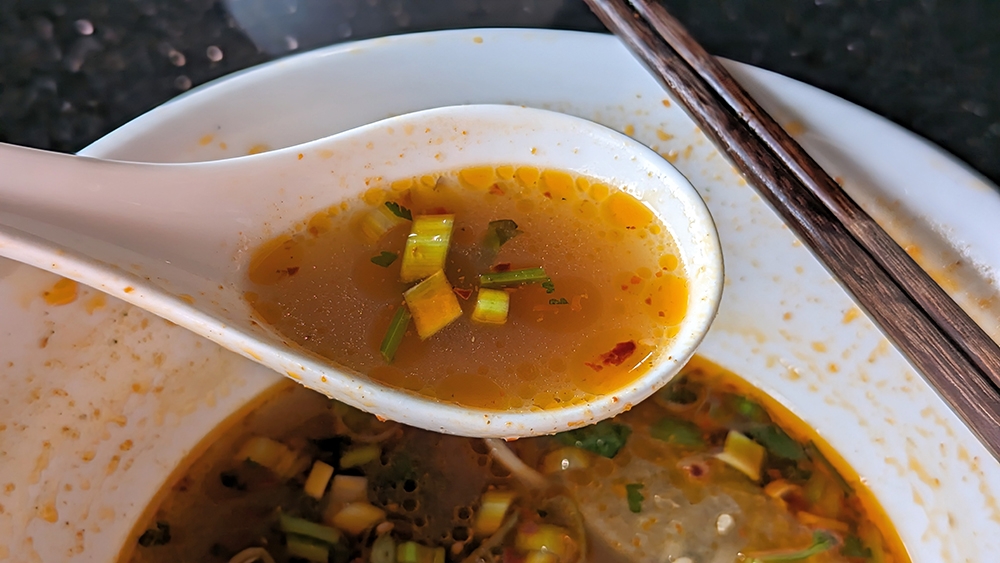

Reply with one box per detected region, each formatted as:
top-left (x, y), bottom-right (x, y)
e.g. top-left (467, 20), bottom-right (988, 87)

top-left (2, 0), bottom-right (998, 186)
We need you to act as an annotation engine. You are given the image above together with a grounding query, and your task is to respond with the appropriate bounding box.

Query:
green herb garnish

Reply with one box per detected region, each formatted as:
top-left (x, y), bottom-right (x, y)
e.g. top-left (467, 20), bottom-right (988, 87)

top-left (138, 522), bottom-right (171, 547)
top-left (840, 535), bottom-right (873, 559)
top-left (480, 267), bottom-right (551, 289)
top-left (555, 421), bottom-right (632, 458)
top-left (370, 251), bottom-right (398, 267)
top-left (744, 530), bottom-right (838, 562)
top-left (541, 278), bottom-right (555, 293)
top-left (384, 201), bottom-right (412, 220)
top-left (379, 305), bottom-right (412, 362)
top-left (548, 297), bottom-right (569, 305)
top-left (650, 416), bottom-right (705, 447)
top-left (484, 219), bottom-right (522, 254)
top-left (747, 424), bottom-right (806, 461)
top-left (625, 483), bottom-right (645, 513)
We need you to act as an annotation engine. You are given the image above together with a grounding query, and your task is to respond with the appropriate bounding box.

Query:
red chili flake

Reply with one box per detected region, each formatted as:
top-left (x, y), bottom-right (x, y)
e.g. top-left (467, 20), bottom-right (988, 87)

top-left (453, 287), bottom-right (473, 300)
top-left (543, 191), bottom-right (552, 198)
top-left (492, 263), bottom-right (512, 272)
top-left (286, 267), bottom-right (300, 276)
top-left (598, 340), bottom-right (637, 367)
top-left (621, 285), bottom-right (629, 291)
top-left (489, 184), bottom-right (505, 195)
top-left (584, 362), bottom-right (604, 372)
top-left (644, 297), bottom-right (652, 305)
top-left (685, 462), bottom-right (707, 478)
top-left (630, 275), bottom-right (642, 285)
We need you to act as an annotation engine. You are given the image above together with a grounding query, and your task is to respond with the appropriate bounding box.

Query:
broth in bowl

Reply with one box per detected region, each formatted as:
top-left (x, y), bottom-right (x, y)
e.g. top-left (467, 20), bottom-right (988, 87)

top-left (244, 166), bottom-right (689, 410)
top-left (122, 356), bottom-right (907, 563)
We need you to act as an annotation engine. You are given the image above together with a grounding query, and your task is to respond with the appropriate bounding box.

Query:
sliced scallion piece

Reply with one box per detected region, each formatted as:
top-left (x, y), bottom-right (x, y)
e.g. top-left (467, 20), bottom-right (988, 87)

top-left (479, 267), bottom-right (551, 289)
top-left (473, 490), bottom-right (516, 536)
top-left (279, 513), bottom-right (342, 545)
top-left (471, 288), bottom-right (509, 325)
top-left (395, 541), bottom-right (445, 563)
top-left (403, 270), bottom-right (463, 339)
top-left (340, 445), bottom-right (380, 469)
top-left (285, 535), bottom-right (330, 563)
top-left (400, 215), bottom-right (455, 282)
top-left (379, 305), bottom-right (411, 363)
top-left (360, 203), bottom-right (409, 243)
top-left (716, 430), bottom-right (766, 481)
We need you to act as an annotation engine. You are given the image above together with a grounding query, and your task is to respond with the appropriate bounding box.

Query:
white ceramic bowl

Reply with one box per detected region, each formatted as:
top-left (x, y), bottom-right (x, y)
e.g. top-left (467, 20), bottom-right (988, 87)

top-left (2, 29), bottom-right (999, 563)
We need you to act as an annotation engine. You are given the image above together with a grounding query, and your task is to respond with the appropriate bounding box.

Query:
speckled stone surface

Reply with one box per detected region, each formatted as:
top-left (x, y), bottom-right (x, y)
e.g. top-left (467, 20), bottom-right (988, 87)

top-left (1, 0), bottom-right (997, 185)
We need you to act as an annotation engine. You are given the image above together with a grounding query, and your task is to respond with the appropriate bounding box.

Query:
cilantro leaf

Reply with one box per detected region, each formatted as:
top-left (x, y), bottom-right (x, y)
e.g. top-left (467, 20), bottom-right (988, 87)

top-left (745, 530), bottom-right (837, 562)
top-left (625, 483), bottom-right (645, 513)
top-left (548, 297), bottom-right (569, 305)
top-left (555, 421), bottom-right (632, 458)
top-left (384, 201), bottom-right (412, 220)
top-left (370, 251), bottom-right (398, 268)
top-left (484, 219), bottom-right (522, 254)
top-left (746, 424), bottom-right (806, 461)
top-left (650, 416), bottom-right (705, 447)
top-left (541, 278), bottom-right (556, 293)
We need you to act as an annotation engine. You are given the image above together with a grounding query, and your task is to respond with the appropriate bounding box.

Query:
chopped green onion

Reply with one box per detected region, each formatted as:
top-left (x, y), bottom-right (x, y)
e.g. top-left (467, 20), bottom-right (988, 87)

top-left (303, 460), bottom-right (335, 499)
top-left (743, 530), bottom-right (838, 562)
top-left (361, 203), bottom-right (409, 242)
top-left (379, 305), bottom-right (411, 362)
top-left (340, 445), bottom-right (380, 469)
top-left (746, 424), bottom-right (806, 461)
top-left (716, 430), bottom-right (766, 481)
top-left (396, 541), bottom-right (445, 563)
top-left (385, 201), bottom-right (412, 220)
top-left (484, 219), bottom-right (522, 255)
top-left (472, 288), bottom-right (509, 325)
top-left (279, 513), bottom-right (342, 545)
top-left (331, 502), bottom-right (386, 535)
top-left (625, 483), bottom-right (645, 513)
top-left (515, 524), bottom-right (571, 558)
top-left (555, 421), bottom-right (632, 459)
top-left (403, 270), bottom-right (463, 339)
top-left (473, 490), bottom-right (516, 536)
top-left (649, 417), bottom-right (705, 447)
top-left (330, 475), bottom-right (369, 504)
top-left (480, 267), bottom-right (550, 288)
top-left (524, 552), bottom-right (560, 563)
top-left (234, 436), bottom-right (306, 479)
top-left (370, 251), bottom-right (398, 267)
top-left (400, 215), bottom-right (455, 282)
top-left (285, 535), bottom-right (330, 563)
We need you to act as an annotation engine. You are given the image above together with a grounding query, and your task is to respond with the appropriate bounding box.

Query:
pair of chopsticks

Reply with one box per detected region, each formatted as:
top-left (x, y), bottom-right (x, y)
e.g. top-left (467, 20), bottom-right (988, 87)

top-left (585, 0), bottom-right (1000, 460)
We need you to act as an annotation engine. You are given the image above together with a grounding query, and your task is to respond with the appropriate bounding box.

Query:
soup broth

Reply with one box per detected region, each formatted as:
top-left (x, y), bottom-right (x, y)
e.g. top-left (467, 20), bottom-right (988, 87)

top-left (244, 166), bottom-right (688, 410)
top-left (122, 357), bottom-right (909, 563)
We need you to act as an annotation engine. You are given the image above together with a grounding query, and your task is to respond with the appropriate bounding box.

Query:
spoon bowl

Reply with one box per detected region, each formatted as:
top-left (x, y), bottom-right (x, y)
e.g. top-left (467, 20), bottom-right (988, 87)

top-left (0, 104), bottom-right (723, 437)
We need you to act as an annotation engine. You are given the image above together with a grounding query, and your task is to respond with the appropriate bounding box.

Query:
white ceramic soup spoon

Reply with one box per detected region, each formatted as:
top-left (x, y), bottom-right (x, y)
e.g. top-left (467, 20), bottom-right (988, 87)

top-left (0, 104), bottom-right (723, 437)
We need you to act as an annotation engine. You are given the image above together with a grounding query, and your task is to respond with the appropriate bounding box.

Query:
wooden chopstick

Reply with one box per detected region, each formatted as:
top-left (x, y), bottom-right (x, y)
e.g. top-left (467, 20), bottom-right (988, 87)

top-left (584, 0), bottom-right (1000, 460)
